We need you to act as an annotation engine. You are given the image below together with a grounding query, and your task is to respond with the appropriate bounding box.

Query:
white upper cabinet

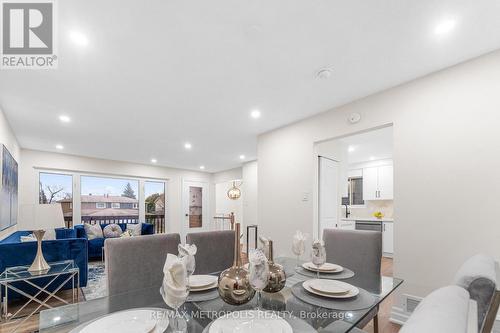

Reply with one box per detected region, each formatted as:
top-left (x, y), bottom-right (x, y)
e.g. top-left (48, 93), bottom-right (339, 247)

top-left (362, 167), bottom-right (379, 201)
top-left (377, 165), bottom-right (393, 200)
top-left (362, 165), bottom-right (393, 200)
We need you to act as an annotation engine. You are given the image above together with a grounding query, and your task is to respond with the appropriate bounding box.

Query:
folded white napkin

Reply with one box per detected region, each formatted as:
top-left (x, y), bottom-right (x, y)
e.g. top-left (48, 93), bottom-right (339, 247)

top-left (248, 249), bottom-right (269, 290)
top-left (258, 236), bottom-right (270, 258)
top-left (160, 253), bottom-right (188, 309)
top-left (311, 239), bottom-right (326, 265)
top-left (178, 244), bottom-right (197, 275)
top-left (292, 230), bottom-right (307, 256)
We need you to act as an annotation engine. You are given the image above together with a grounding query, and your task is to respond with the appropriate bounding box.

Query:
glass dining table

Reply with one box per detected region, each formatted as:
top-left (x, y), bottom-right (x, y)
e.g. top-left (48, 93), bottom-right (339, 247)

top-left (38, 258), bottom-right (403, 333)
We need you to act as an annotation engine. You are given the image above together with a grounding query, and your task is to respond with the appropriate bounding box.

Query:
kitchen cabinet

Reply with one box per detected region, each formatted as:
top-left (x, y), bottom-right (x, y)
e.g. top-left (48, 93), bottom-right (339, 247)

top-left (362, 165), bottom-right (393, 200)
top-left (382, 221), bottom-right (394, 255)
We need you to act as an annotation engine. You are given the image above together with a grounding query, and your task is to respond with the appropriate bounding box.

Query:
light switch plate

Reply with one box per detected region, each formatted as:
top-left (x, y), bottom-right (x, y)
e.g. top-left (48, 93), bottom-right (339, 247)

top-left (302, 192), bottom-right (310, 201)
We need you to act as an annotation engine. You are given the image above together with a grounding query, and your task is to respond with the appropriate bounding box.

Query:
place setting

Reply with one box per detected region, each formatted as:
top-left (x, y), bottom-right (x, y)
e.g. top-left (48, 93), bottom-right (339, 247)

top-left (291, 240), bottom-right (375, 311)
top-left (294, 239), bottom-right (354, 280)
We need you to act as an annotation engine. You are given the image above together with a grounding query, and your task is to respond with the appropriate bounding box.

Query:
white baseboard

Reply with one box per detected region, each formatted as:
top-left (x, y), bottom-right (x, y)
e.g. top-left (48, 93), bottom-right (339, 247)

top-left (390, 306), bottom-right (410, 325)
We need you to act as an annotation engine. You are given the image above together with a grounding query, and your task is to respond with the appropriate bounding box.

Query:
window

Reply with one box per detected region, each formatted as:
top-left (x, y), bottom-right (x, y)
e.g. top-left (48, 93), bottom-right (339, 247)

top-left (81, 176), bottom-right (139, 224)
top-left (145, 181), bottom-right (165, 233)
top-left (343, 177), bottom-right (364, 206)
top-left (39, 172), bottom-right (73, 227)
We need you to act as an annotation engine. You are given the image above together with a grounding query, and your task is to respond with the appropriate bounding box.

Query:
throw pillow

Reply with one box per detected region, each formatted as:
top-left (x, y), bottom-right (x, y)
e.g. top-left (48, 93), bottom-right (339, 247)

top-left (126, 223), bottom-right (142, 236)
top-left (120, 230), bottom-right (132, 238)
top-left (103, 224), bottom-right (123, 238)
top-left (84, 223), bottom-right (104, 240)
top-left (20, 234), bottom-right (37, 242)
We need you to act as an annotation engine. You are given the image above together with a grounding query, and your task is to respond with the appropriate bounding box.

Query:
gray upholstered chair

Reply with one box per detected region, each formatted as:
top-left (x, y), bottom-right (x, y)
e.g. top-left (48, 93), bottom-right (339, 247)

top-left (323, 229), bottom-right (382, 332)
top-left (186, 230), bottom-right (235, 274)
top-left (453, 254), bottom-right (500, 333)
top-left (105, 233), bottom-right (181, 296)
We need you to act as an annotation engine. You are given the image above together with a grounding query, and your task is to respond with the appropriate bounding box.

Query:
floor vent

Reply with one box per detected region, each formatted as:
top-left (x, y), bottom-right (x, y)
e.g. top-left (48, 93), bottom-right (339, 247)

top-left (404, 294), bottom-right (422, 313)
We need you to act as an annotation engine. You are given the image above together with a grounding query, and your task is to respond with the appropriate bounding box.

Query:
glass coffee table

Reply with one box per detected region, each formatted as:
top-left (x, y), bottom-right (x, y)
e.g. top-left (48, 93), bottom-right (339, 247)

top-left (0, 260), bottom-right (79, 332)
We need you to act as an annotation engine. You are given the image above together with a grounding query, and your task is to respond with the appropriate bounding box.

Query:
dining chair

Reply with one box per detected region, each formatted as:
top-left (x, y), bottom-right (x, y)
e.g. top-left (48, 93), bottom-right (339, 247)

top-left (323, 229), bottom-right (382, 333)
top-left (186, 230), bottom-right (235, 274)
top-left (105, 233), bottom-right (181, 296)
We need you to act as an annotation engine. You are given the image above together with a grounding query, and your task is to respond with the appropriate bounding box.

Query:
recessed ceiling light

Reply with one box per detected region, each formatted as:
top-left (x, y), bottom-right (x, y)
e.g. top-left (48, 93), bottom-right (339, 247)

top-left (239, 155), bottom-right (245, 160)
top-left (434, 18), bottom-right (457, 36)
top-left (250, 110), bottom-right (261, 119)
top-left (151, 158), bottom-right (157, 163)
top-left (316, 68), bottom-right (333, 80)
top-left (348, 146), bottom-right (355, 153)
top-left (199, 165), bottom-right (205, 170)
top-left (184, 142), bottom-right (192, 150)
top-left (69, 30), bottom-right (89, 47)
top-left (58, 115), bottom-right (71, 123)
top-left (369, 156), bottom-right (376, 161)
top-left (55, 144), bottom-right (64, 150)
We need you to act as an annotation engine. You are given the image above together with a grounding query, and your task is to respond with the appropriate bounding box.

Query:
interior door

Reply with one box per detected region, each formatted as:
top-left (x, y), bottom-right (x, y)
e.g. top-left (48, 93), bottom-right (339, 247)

top-left (182, 180), bottom-right (209, 236)
top-left (377, 165), bottom-right (394, 200)
top-left (319, 157), bottom-right (340, 238)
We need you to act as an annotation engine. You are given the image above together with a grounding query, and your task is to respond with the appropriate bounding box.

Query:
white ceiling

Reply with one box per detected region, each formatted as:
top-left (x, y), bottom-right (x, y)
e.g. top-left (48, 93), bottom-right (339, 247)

top-left (341, 127), bottom-right (393, 164)
top-left (1, 0), bottom-right (500, 172)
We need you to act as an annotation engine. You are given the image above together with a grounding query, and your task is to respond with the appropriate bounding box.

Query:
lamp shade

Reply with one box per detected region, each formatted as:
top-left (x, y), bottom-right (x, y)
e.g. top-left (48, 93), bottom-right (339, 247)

top-left (19, 204), bottom-right (65, 230)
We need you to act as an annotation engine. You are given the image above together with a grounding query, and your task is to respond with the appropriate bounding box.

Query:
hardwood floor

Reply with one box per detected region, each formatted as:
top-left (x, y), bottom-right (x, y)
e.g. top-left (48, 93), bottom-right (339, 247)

top-left (0, 257), bottom-right (401, 333)
top-left (0, 288), bottom-right (85, 333)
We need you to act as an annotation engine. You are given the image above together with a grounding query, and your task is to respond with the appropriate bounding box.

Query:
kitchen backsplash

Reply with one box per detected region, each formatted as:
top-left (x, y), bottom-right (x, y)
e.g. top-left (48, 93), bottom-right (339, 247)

top-left (343, 200), bottom-right (394, 219)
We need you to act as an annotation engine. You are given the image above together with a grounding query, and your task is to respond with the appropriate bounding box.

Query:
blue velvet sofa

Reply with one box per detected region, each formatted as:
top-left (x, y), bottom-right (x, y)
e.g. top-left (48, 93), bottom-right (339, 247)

top-left (75, 223), bottom-right (154, 260)
top-left (0, 230), bottom-right (88, 300)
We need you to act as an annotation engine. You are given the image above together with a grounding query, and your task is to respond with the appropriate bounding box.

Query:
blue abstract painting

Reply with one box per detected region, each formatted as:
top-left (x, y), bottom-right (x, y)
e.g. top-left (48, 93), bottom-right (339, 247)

top-left (0, 145), bottom-right (18, 231)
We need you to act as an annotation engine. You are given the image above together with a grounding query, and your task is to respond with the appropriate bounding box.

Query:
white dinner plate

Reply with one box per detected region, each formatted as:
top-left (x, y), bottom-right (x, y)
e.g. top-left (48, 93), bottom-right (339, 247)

top-left (189, 275), bottom-right (218, 289)
top-left (190, 281), bottom-right (218, 291)
top-left (79, 309), bottom-right (168, 333)
top-left (209, 310), bottom-right (292, 333)
top-left (302, 262), bottom-right (343, 273)
top-left (309, 279), bottom-right (351, 294)
top-left (302, 280), bottom-right (359, 299)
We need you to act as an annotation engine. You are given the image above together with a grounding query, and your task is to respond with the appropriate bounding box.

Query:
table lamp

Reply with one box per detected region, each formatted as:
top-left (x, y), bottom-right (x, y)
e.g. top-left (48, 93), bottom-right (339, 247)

top-left (20, 204), bottom-right (66, 273)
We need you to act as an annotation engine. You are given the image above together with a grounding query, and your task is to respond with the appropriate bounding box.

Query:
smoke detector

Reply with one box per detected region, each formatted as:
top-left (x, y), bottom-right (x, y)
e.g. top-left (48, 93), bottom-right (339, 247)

top-left (316, 68), bottom-right (333, 79)
top-left (348, 113), bottom-right (361, 124)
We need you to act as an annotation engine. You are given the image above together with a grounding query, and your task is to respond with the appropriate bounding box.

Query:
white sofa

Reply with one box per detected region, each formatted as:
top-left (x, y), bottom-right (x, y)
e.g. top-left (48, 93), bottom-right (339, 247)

top-left (400, 254), bottom-right (499, 333)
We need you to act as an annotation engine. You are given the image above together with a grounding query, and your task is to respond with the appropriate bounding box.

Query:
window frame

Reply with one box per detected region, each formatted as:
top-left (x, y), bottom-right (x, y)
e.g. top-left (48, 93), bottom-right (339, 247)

top-left (96, 202), bottom-right (106, 209)
top-left (345, 176), bottom-right (366, 208)
top-left (35, 168), bottom-right (168, 229)
top-left (111, 202), bottom-right (120, 209)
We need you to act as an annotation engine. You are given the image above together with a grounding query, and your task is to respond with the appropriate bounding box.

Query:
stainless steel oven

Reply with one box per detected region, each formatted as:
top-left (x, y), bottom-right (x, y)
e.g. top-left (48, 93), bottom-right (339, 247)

top-left (355, 220), bottom-right (382, 232)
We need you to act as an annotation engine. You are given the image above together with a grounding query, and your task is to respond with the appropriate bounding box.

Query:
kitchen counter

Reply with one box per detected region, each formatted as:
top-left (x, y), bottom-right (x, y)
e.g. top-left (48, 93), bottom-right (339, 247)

top-left (341, 217), bottom-right (394, 222)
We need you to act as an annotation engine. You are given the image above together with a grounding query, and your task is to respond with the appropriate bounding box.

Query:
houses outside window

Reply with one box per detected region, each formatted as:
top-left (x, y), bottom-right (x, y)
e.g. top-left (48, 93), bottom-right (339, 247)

top-left (145, 181), bottom-right (165, 232)
top-left (81, 176), bottom-right (139, 224)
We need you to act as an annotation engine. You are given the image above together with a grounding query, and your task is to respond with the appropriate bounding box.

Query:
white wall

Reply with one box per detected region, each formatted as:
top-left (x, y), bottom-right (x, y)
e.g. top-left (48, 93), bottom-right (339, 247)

top-left (212, 167), bottom-right (242, 184)
top-left (0, 107), bottom-right (20, 240)
top-left (19, 149), bottom-right (213, 236)
top-left (242, 161), bottom-right (258, 228)
top-left (257, 50), bottom-right (500, 315)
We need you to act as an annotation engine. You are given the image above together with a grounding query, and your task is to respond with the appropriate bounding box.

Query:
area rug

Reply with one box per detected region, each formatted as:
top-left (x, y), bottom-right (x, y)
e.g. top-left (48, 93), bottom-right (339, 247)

top-left (81, 261), bottom-right (108, 300)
